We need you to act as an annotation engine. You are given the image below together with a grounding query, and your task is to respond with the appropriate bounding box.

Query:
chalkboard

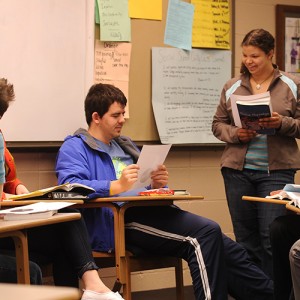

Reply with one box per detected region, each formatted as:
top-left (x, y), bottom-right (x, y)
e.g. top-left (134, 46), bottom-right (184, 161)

top-left (0, 0), bottom-right (94, 142)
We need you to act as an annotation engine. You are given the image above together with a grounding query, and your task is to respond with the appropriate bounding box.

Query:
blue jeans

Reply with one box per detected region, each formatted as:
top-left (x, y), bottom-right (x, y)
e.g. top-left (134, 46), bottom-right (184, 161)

top-left (0, 254), bottom-right (42, 284)
top-left (221, 167), bottom-right (295, 278)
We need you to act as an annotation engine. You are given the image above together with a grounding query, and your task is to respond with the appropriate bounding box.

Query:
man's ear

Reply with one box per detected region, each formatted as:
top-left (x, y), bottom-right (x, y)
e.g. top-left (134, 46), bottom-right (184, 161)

top-left (92, 112), bottom-right (101, 124)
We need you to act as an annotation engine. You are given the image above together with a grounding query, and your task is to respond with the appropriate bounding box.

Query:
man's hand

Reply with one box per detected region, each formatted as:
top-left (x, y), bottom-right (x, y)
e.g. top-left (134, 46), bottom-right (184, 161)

top-left (110, 164), bottom-right (139, 195)
top-left (151, 165), bottom-right (168, 189)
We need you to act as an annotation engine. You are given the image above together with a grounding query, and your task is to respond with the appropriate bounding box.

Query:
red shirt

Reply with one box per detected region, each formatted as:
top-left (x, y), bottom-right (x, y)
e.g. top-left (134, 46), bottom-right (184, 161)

top-left (2, 137), bottom-right (22, 200)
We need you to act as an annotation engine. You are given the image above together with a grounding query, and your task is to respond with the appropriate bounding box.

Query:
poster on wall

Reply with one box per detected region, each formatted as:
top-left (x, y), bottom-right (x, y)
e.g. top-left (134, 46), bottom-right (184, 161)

top-left (152, 47), bottom-right (231, 144)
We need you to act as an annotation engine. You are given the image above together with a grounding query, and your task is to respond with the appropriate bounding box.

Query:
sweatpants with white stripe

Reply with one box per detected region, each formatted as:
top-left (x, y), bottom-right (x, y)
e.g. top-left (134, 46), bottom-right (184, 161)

top-left (125, 205), bottom-right (273, 300)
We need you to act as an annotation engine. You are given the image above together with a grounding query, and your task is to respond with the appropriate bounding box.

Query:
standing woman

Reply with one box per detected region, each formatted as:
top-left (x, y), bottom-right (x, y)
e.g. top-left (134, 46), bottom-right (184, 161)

top-left (212, 28), bottom-right (300, 278)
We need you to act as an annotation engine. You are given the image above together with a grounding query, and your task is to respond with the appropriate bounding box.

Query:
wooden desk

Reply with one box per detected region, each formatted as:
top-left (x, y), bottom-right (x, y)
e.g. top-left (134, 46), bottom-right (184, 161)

top-left (1, 195), bottom-right (203, 292)
top-left (81, 195), bottom-right (203, 284)
top-left (243, 195), bottom-right (300, 214)
top-left (0, 212), bottom-right (81, 284)
top-left (0, 283), bottom-right (80, 300)
top-left (242, 196), bottom-right (289, 205)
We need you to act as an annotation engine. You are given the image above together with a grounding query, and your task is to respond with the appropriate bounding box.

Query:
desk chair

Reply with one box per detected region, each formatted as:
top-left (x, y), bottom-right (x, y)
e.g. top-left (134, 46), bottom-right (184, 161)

top-left (92, 250), bottom-right (184, 300)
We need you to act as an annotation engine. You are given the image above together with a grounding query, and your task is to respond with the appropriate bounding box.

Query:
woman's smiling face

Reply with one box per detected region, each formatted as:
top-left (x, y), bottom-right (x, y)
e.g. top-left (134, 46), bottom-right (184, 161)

top-left (242, 45), bottom-right (273, 76)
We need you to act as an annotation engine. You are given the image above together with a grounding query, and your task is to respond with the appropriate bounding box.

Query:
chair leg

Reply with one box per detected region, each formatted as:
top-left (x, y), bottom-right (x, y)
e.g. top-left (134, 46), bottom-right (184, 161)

top-left (175, 259), bottom-right (184, 300)
top-left (122, 252), bottom-right (132, 300)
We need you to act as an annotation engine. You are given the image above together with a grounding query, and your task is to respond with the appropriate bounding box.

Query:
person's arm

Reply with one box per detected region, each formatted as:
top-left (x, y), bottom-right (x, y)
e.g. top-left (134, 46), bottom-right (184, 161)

top-left (270, 79), bottom-right (300, 138)
top-left (2, 146), bottom-right (29, 199)
top-left (0, 184), bottom-right (3, 199)
top-left (4, 179), bottom-right (25, 194)
top-left (109, 164), bottom-right (139, 196)
top-left (212, 86), bottom-right (243, 144)
top-left (56, 139), bottom-right (115, 197)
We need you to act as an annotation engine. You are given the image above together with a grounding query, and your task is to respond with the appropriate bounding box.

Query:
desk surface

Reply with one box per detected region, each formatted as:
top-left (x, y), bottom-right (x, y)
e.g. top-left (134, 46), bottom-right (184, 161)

top-left (1, 195), bottom-right (203, 208)
top-left (0, 283), bottom-right (80, 300)
top-left (243, 195), bottom-right (300, 214)
top-left (0, 213), bottom-right (81, 233)
top-left (242, 195), bottom-right (289, 205)
top-left (88, 195), bottom-right (204, 202)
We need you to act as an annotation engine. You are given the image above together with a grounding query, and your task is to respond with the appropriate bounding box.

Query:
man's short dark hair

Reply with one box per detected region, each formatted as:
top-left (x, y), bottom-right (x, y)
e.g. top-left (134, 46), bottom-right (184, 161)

top-left (84, 83), bottom-right (127, 125)
top-left (0, 78), bottom-right (15, 118)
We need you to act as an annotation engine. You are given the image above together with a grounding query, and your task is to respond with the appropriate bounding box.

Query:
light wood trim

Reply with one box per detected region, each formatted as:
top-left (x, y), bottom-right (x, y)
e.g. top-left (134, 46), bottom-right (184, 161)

top-left (242, 196), bottom-right (289, 205)
top-left (286, 203), bottom-right (300, 214)
top-left (88, 195), bottom-right (204, 203)
top-left (0, 283), bottom-right (80, 300)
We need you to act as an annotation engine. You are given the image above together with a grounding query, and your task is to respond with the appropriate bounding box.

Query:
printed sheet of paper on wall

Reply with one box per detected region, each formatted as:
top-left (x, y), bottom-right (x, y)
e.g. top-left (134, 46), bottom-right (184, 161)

top-left (151, 47), bottom-right (231, 144)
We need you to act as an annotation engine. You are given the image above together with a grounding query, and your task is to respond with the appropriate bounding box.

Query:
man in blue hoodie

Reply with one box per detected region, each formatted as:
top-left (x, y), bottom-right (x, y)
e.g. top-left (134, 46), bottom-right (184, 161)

top-left (56, 83), bottom-right (273, 300)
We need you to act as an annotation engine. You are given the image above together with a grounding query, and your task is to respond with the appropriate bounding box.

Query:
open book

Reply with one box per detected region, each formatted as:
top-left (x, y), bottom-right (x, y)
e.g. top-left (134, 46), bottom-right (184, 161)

top-left (231, 92), bottom-right (275, 135)
top-left (0, 201), bottom-right (75, 221)
top-left (8, 183), bottom-right (95, 201)
top-left (266, 184), bottom-right (300, 208)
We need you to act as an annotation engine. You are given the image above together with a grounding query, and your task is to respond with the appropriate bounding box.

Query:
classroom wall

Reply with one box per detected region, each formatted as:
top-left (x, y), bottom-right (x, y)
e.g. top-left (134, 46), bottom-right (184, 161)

top-left (8, 0), bottom-right (300, 293)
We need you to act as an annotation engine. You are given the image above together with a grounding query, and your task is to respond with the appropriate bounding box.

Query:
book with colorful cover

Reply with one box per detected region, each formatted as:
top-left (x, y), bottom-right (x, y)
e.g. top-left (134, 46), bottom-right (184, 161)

top-left (231, 92), bottom-right (275, 135)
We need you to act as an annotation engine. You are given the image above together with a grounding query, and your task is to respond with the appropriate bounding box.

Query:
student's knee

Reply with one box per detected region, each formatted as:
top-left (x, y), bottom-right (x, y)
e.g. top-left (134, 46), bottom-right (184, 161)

top-left (196, 217), bottom-right (223, 239)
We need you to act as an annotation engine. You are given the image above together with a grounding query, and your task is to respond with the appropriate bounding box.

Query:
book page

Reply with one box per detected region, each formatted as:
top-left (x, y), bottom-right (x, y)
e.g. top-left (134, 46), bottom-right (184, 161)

top-left (286, 192), bottom-right (300, 208)
top-left (131, 144), bottom-right (172, 190)
top-left (0, 202), bottom-right (74, 215)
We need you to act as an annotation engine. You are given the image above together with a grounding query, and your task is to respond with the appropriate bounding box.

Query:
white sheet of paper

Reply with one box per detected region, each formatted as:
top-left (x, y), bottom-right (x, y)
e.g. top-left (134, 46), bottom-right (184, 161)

top-left (131, 144), bottom-right (172, 190)
top-left (0, 202), bottom-right (74, 215)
